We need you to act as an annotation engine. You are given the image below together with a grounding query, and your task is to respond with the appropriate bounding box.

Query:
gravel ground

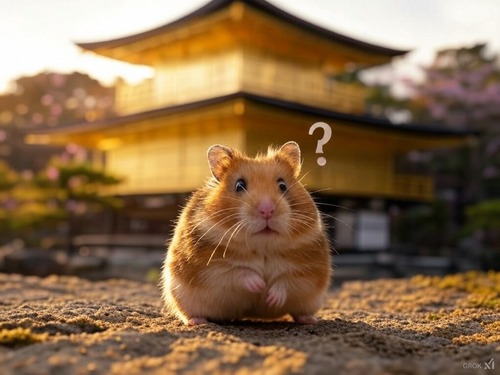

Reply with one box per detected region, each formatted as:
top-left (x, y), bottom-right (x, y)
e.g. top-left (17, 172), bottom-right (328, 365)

top-left (0, 272), bottom-right (499, 375)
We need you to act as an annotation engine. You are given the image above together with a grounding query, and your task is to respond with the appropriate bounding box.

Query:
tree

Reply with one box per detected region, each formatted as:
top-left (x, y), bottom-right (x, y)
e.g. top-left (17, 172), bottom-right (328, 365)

top-left (0, 145), bottom-right (123, 249)
top-left (411, 44), bottom-right (500, 130)
top-left (363, 44), bottom-right (500, 259)
top-left (33, 144), bottom-right (124, 250)
top-left (409, 44), bottom-right (500, 203)
top-left (0, 72), bottom-right (115, 130)
top-left (0, 72), bottom-right (115, 174)
top-left (0, 72), bottom-right (119, 248)
top-left (405, 44), bottom-right (500, 261)
top-left (463, 199), bottom-right (500, 268)
top-left (0, 161), bottom-right (64, 245)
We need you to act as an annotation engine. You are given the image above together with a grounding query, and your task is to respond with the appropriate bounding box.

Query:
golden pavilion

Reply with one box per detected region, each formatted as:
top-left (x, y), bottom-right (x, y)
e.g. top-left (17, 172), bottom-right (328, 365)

top-left (29, 0), bottom-right (470, 246)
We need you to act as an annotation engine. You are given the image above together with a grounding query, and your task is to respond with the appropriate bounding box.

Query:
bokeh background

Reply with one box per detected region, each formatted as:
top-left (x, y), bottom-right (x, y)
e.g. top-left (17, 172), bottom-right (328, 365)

top-left (1, 0), bottom-right (499, 282)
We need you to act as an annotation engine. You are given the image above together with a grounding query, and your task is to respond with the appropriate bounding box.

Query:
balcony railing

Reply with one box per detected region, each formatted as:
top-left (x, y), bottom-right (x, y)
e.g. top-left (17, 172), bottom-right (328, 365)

top-left (114, 52), bottom-right (367, 116)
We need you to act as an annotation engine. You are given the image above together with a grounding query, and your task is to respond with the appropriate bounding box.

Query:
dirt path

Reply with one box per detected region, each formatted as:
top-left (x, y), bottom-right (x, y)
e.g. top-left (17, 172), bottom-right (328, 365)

top-left (0, 272), bottom-right (498, 374)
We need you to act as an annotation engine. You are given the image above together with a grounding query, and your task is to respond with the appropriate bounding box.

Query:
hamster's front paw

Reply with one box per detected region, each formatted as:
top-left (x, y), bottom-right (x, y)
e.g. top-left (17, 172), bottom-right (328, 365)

top-left (241, 270), bottom-right (266, 293)
top-left (266, 281), bottom-right (287, 308)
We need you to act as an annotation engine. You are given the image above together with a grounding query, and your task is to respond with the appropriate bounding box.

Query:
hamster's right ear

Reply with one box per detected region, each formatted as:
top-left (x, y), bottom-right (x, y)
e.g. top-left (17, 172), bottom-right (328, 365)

top-left (207, 144), bottom-right (234, 181)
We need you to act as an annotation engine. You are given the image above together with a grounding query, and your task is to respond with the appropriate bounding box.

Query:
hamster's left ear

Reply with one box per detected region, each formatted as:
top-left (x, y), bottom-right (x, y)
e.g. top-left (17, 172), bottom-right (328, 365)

top-left (278, 141), bottom-right (301, 177)
top-left (207, 144), bottom-right (234, 181)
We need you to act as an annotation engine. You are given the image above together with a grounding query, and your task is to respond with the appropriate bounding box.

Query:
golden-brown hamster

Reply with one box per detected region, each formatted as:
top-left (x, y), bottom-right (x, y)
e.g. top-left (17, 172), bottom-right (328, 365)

top-left (161, 141), bottom-right (331, 325)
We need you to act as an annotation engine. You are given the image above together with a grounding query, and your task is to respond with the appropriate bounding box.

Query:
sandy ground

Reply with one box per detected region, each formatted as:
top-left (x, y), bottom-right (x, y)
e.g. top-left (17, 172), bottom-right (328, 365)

top-left (0, 272), bottom-right (499, 375)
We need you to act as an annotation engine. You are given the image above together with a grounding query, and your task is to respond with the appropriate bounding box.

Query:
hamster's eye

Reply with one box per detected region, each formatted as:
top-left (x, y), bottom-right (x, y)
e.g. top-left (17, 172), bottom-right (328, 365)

top-left (235, 178), bottom-right (247, 193)
top-left (277, 178), bottom-right (287, 193)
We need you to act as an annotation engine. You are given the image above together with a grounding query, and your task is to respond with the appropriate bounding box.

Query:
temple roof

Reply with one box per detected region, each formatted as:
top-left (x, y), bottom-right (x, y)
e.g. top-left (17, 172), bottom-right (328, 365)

top-left (77, 0), bottom-right (408, 64)
top-left (29, 92), bottom-right (471, 139)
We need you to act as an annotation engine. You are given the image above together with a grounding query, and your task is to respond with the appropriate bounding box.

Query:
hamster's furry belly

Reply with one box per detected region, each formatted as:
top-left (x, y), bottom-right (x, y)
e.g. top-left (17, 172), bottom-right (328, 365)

top-left (162, 255), bottom-right (327, 322)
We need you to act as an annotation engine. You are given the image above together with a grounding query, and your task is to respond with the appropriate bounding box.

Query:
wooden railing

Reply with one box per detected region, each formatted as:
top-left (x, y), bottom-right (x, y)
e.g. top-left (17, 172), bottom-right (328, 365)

top-left (114, 51), bottom-right (367, 116)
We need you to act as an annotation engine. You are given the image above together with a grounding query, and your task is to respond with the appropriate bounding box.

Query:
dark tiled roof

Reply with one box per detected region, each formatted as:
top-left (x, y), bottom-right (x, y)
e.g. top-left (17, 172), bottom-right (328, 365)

top-left (76, 0), bottom-right (407, 57)
top-left (32, 92), bottom-right (473, 138)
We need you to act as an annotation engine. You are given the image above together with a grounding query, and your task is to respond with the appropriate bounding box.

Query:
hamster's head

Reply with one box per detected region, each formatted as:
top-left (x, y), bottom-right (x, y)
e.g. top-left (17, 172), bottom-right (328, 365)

top-left (200, 141), bottom-right (322, 250)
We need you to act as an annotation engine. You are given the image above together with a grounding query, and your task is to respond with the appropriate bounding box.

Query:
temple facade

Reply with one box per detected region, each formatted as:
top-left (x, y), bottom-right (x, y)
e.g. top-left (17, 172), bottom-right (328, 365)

top-left (30, 0), bottom-right (470, 249)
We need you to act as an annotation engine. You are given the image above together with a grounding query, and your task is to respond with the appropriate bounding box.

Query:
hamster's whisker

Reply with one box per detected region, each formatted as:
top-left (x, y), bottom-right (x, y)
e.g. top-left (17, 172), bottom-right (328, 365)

top-left (195, 213), bottom-right (241, 246)
top-left (320, 212), bottom-right (355, 232)
top-left (188, 207), bottom-right (240, 235)
top-left (314, 202), bottom-right (357, 212)
top-left (287, 204), bottom-right (318, 218)
top-left (297, 170), bottom-right (311, 185)
top-left (286, 199), bottom-right (313, 209)
top-left (206, 219), bottom-right (245, 266)
top-left (194, 212), bottom-right (239, 241)
top-left (289, 171), bottom-right (311, 191)
top-left (289, 216), bottom-right (315, 232)
top-left (287, 212), bottom-right (318, 235)
top-left (197, 214), bottom-right (240, 243)
top-left (290, 212), bottom-right (315, 225)
top-left (286, 220), bottom-right (302, 235)
top-left (222, 220), bottom-right (247, 258)
top-left (308, 187), bottom-right (332, 195)
top-left (286, 215), bottom-right (312, 232)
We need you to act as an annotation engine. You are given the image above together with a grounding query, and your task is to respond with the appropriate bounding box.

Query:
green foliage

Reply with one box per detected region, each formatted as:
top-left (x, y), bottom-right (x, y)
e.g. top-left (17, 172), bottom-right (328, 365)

top-left (0, 161), bottom-right (18, 191)
top-left (461, 200), bottom-right (500, 267)
top-left (331, 68), bottom-right (363, 84)
top-left (464, 199), bottom-right (500, 232)
top-left (0, 72), bottom-right (120, 246)
top-left (0, 151), bottom-right (123, 245)
top-left (368, 44), bottom-right (500, 255)
top-left (0, 164), bottom-right (49, 234)
top-left (34, 157), bottom-right (124, 212)
top-left (366, 84), bottom-right (411, 120)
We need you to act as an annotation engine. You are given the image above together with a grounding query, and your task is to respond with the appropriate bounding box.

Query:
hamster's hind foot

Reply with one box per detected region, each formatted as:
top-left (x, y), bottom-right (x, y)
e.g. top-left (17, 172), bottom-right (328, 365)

top-left (186, 317), bottom-right (209, 326)
top-left (292, 315), bottom-right (318, 324)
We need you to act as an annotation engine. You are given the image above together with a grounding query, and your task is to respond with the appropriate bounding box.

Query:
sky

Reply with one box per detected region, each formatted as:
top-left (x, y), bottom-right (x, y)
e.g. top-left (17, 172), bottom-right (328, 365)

top-left (1, 0), bottom-right (500, 94)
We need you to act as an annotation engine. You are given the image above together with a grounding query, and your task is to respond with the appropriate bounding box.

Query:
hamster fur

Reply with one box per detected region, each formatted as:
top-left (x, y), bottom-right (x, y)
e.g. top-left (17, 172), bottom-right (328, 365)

top-left (160, 141), bottom-right (332, 325)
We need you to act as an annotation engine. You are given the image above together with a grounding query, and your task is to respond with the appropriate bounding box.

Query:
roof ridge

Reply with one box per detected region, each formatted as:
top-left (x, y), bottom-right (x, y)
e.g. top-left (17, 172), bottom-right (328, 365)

top-left (76, 0), bottom-right (407, 57)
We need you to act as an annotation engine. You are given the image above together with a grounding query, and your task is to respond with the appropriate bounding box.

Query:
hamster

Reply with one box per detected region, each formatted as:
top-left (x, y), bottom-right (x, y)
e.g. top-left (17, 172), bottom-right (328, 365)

top-left (160, 141), bottom-right (332, 325)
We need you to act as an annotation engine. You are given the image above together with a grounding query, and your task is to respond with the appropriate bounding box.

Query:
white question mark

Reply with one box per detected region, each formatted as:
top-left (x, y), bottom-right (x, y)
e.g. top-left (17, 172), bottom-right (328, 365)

top-left (308, 122), bottom-right (332, 166)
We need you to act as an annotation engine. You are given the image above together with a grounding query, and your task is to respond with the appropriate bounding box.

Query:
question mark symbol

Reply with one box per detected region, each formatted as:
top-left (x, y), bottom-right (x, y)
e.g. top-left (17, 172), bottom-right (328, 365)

top-left (308, 122), bottom-right (332, 166)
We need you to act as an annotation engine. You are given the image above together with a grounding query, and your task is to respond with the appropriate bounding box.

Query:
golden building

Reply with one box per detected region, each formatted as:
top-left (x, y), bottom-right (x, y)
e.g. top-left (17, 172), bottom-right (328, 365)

top-left (30, 0), bottom-right (469, 245)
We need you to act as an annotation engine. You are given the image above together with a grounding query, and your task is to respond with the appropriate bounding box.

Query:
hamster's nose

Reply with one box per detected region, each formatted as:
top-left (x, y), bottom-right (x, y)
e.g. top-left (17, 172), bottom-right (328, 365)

top-left (257, 199), bottom-right (275, 219)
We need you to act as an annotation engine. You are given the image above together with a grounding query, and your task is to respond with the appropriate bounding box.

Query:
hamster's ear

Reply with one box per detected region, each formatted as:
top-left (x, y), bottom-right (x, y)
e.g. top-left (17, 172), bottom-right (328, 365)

top-left (207, 144), bottom-right (234, 181)
top-left (278, 141), bottom-right (301, 177)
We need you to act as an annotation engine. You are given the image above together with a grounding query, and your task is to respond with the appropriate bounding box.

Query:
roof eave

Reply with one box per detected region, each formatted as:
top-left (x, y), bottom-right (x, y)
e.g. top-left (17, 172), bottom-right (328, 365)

top-left (75, 0), bottom-right (408, 58)
top-left (28, 92), bottom-right (473, 139)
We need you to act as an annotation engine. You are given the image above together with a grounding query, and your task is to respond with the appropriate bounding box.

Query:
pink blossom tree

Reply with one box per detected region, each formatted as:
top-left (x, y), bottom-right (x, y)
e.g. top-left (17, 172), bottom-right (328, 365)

top-left (409, 44), bottom-right (500, 260)
top-left (407, 44), bottom-right (500, 200)
top-left (411, 44), bottom-right (500, 132)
